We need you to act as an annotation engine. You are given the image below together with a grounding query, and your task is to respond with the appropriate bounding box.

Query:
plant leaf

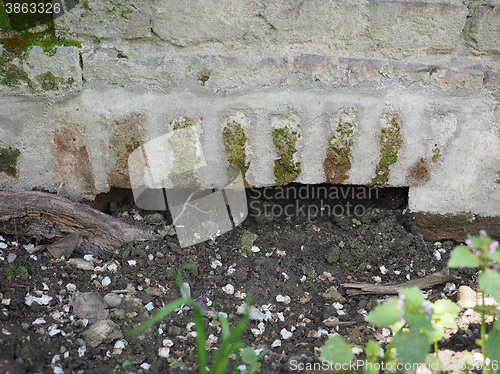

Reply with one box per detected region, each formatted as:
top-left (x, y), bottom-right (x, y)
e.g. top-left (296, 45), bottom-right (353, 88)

top-left (448, 246), bottom-right (480, 268)
top-left (320, 335), bottom-right (354, 365)
top-left (479, 269), bottom-right (500, 301)
top-left (432, 299), bottom-right (459, 329)
top-left (486, 326), bottom-right (500, 363)
top-left (393, 329), bottom-right (430, 373)
top-left (367, 299), bottom-right (402, 327)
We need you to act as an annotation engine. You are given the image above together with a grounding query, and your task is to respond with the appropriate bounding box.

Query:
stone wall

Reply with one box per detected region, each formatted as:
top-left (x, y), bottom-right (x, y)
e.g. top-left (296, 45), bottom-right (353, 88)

top-left (0, 0), bottom-right (499, 217)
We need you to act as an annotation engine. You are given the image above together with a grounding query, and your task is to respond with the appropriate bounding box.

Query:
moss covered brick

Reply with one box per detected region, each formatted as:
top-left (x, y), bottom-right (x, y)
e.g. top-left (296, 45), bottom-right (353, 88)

top-left (371, 116), bottom-right (403, 186)
top-left (222, 122), bottom-right (249, 185)
top-left (323, 120), bottom-right (354, 184)
top-left (0, 146), bottom-right (21, 177)
top-left (273, 126), bottom-right (301, 185)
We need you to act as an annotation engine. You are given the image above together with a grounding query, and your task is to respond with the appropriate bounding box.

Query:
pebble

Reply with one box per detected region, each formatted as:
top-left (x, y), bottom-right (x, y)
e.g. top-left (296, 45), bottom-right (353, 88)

top-left (82, 320), bottom-right (123, 348)
top-left (68, 259), bottom-right (94, 271)
top-left (321, 286), bottom-right (346, 304)
top-left (0, 242), bottom-right (7, 249)
top-left (7, 253), bottom-right (16, 263)
top-left (103, 293), bottom-right (123, 308)
top-left (456, 285), bottom-right (477, 310)
top-left (145, 287), bottom-right (163, 297)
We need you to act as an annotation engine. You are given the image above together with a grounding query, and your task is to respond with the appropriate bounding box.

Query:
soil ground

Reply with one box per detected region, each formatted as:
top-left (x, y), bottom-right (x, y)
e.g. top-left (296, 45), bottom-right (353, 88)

top-left (0, 185), bottom-right (485, 373)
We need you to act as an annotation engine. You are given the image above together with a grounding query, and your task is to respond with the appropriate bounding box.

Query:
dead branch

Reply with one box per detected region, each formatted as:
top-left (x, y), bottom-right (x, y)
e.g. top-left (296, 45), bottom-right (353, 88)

top-left (0, 191), bottom-right (153, 257)
top-left (343, 269), bottom-right (457, 296)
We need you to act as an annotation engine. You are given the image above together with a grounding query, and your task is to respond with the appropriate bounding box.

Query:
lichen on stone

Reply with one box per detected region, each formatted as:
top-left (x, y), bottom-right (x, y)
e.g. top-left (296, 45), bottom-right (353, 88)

top-left (0, 52), bottom-right (30, 87)
top-left (35, 71), bottom-right (59, 91)
top-left (222, 121), bottom-right (249, 185)
top-left (0, 145), bottom-right (21, 177)
top-left (432, 144), bottom-right (440, 163)
top-left (371, 115), bottom-right (403, 186)
top-left (273, 126), bottom-right (301, 185)
top-left (323, 118), bottom-right (355, 184)
top-left (169, 118), bottom-right (200, 188)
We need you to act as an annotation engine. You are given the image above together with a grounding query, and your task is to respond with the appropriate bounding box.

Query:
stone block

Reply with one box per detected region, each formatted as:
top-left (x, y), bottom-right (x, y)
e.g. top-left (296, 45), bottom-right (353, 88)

top-left (54, 0), bottom-right (152, 40)
top-left (469, 1), bottom-right (500, 54)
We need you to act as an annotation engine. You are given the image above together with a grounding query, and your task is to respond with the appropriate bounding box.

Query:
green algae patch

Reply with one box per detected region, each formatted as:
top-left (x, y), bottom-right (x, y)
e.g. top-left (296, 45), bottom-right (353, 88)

top-left (0, 52), bottom-right (30, 87)
top-left (3, 264), bottom-right (28, 280)
top-left (0, 146), bottom-right (21, 177)
top-left (173, 117), bottom-right (194, 131)
top-left (324, 120), bottom-right (354, 184)
top-left (273, 127), bottom-right (301, 185)
top-left (371, 116), bottom-right (403, 187)
top-left (35, 71), bottom-right (59, 90)
top-left (222, 122), bottom-right (249, 185)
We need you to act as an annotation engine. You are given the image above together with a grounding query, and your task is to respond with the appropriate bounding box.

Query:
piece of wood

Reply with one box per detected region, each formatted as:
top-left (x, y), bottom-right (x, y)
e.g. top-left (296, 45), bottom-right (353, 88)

top-left (0, 191), bottom-right (152, 257)
top-left (343, 269), bottom-right (457, 296)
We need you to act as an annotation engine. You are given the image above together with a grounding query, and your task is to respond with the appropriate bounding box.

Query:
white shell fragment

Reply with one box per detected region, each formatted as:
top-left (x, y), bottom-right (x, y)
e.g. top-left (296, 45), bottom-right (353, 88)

top-left (271, 339), bottom-right (282, 348)
top-left (379, 266), bottom-right (388, 275)
top-left (276, 295), bottom-right (291, 304)
top-left (222, 284), bottom-right (234, 295)
top-left (251, 246), bottom-right (260, 253)
top-left (280, 328), bottom-right (293, 339)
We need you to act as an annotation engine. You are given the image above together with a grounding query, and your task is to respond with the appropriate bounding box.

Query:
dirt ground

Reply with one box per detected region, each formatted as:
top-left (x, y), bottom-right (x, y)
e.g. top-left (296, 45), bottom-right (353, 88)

top-left (0, 185), bottom-right (485, 373)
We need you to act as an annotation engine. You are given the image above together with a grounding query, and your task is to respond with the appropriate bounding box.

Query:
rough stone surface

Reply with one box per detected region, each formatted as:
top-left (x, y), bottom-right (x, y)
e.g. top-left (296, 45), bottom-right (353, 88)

top-left (82, 319), bottom-right (123, 348)
top-left (0, 0), bottom-right (499, 220)
top-left (456, 286), bottom-right (477, 310)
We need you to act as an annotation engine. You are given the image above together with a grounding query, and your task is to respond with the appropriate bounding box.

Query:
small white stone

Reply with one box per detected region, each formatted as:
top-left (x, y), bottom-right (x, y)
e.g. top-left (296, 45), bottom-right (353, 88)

top-left (127, 260), bottom-right (137, 266)
top-left (271, 339), bottom-right (281, 348)
top-left (145, 302), bottom-right (154, 311)
top-left (300, 275), bottom-right (306, 282)
top-left (134, 214), bottom-right (144, 221)
top-left (379, 265), bottom-right (388, 275)
top-left (83, 255), bottom-right (93, 262)
top-left (433, 250), bottom-right (442, 261)
top-left (406, 274), bottom-right (411, 280)
top-left (101, 277), bottom-right (111, 287)
top-left (78, 346), bottom-right (86, 358)
top-left (0, 242), bottom-right (8, 249)
top-left (332, 302), bottom-right (343, 310)
top-left (373, 276), bottom-right (382, 283)
top-left (7, 253), bottom-right (16, 263)
top-left (251, 246), bottom-right (260, 253)
top-left (394, 270), bottom-right (401, 275)
top-left (443, 283), bottom-right (456, 293)
top-left (66, 283), bottom-right (77, 292)
top-left (140, 362), bottom-right (150, 370)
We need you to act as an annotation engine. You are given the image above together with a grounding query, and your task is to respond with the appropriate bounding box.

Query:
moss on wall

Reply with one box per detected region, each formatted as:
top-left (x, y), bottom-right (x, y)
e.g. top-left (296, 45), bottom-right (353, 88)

top-left (222, 122), bottom-right (249, 185)
top-left (0, 146), bottom-right (21, 177)
top-left (273, 126), bottom-right (301, 185)
top-left (323, 120), bottom-right (354, 184)
top-left (0, 52), bottom-right (29, 86)
top-left (371, 116), bottom-right (403, 186)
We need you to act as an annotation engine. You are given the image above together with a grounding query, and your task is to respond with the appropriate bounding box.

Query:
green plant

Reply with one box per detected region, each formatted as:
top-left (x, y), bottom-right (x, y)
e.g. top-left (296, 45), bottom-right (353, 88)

top-left (124, 264), bottom-right (265, 373)
top-left (320, 231), bottom-right (500, 374)
top-left (352, 218), bottom-right (361, 227)
top-left (448, 231), bottom-right (500, 372)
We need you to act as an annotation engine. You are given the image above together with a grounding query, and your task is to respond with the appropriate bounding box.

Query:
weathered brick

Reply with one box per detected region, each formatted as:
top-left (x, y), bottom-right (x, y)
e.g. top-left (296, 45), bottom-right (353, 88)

top-left (469, 1), bottom-right (500, 54)
top-left (54, 0), bottom-right (152, 39)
